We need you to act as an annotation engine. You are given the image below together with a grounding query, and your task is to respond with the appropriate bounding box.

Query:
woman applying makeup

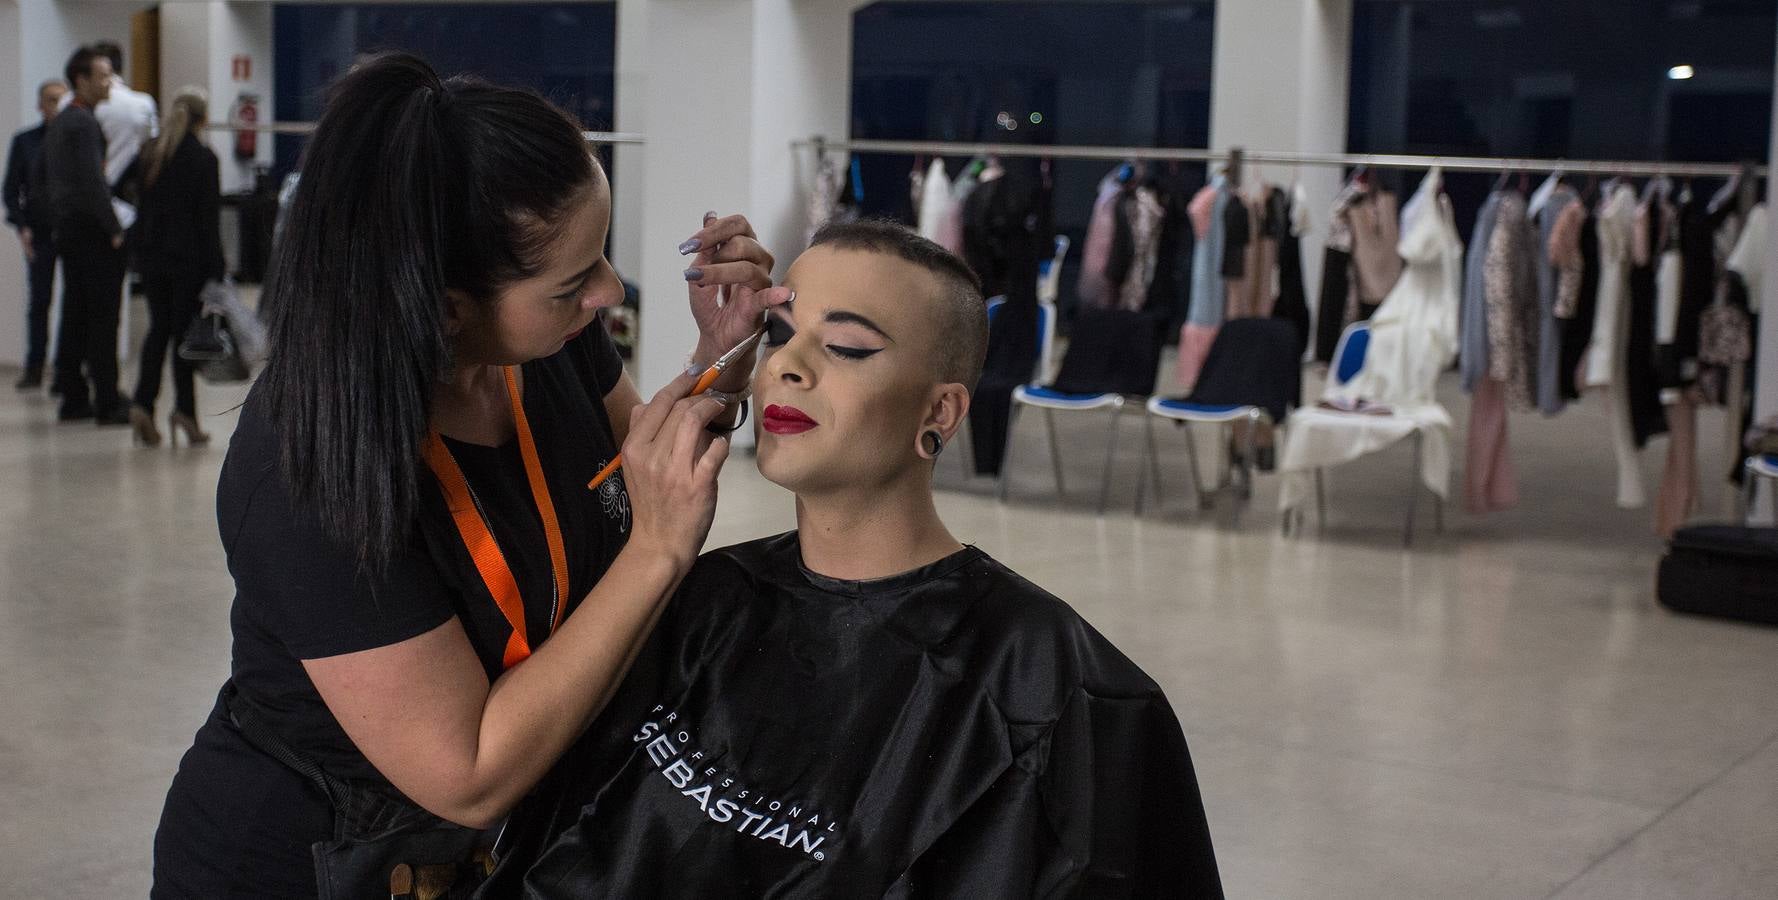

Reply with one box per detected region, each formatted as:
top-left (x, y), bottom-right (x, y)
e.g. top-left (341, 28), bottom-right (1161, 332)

top-left (150, 54), bottom-right (786, 899)
top-left (488, 220), bottom-right (1223, 898)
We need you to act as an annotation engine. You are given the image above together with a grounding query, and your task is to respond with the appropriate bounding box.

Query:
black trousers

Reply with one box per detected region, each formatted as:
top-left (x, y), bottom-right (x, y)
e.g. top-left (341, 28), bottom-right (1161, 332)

top-left (135, 273), bottom-right (204, 418)
top-left (53, 221), bottom-right (126, 412)
top-left (22, 228), bottom-right (57, 373)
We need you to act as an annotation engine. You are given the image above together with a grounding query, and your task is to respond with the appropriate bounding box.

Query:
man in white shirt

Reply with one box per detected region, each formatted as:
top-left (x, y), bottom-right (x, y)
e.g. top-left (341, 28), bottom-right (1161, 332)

top-left (88, 41), bottom-right (158, 189)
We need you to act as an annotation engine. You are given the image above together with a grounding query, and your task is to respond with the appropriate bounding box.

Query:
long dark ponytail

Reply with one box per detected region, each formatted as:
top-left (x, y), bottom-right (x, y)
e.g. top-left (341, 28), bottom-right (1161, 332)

top-left (259, 53), bottom-right (596, 569)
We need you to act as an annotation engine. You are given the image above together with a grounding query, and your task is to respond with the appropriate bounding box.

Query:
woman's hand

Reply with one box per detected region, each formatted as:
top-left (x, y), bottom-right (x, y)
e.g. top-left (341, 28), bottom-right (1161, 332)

top-left (617, 371), bottom-right (733, 571)
top-left (680, 212), bottom-right (792, 380)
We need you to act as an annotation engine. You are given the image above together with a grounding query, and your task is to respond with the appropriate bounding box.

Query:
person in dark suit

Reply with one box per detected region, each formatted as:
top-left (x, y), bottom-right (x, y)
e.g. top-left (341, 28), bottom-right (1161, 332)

top-left (3, 79), bottom-right (68, 391)
top-left (44, 46), bottom-right (129, 424)
top-left (127, 87), bottom-right (224, 447)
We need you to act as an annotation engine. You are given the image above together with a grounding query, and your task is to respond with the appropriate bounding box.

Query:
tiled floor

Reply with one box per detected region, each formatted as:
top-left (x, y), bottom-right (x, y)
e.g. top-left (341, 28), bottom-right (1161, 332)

top-left (3, 352), bottom-right (1775, 898)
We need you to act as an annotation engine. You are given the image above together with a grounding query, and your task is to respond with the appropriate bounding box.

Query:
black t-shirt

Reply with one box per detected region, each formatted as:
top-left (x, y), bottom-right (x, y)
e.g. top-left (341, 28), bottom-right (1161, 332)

top-left (485, 533), bottom-right (1223, 899)
top-left (153, 322), bottom-right (629, 898)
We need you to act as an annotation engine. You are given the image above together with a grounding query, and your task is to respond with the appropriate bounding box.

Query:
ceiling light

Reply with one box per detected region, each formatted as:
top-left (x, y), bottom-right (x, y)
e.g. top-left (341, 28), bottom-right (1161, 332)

top-left (1667, 65), bottom-right (1695, 80)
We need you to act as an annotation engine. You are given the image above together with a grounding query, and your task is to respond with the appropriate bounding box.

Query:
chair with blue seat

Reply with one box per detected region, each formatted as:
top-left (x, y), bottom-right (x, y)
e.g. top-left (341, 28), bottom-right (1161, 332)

top-left (1284, 320), bottom-right (1445, 545)
top-left (1741, 454), bottom-right (1778, 523)
top-left (1000, 307), bottom-right (1164, 513)
top-left (1136, 318), bottom-right (1302, 516)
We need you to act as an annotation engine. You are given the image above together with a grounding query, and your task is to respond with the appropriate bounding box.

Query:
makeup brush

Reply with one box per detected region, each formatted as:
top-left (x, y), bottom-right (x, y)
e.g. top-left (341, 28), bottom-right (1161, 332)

top-left (586, 324), bottom-right (768, 491)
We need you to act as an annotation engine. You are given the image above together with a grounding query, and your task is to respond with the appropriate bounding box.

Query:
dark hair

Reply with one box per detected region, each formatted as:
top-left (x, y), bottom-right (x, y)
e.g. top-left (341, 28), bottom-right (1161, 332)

top-left (64, 47), bottom-right (102, 90)
top-left (91, 40), bottom-right (123, 75)
top-left (809, 219), bottom-right (988, 389)
top-left (260, 52), bottom-right (597, 569)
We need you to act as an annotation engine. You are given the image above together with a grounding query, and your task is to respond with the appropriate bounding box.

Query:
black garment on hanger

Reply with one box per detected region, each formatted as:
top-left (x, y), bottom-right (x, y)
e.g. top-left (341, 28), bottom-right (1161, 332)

top-left (1627, 203), bottom-right (1669, 446)
top-left (1185, 317), bottom-right (1301, 423)
top-left (1219, 193), bottom-right (1250, 278)
top-left (1050, 307), bottom-right (1166, 397)
top-left (1267, 187), bottom-right (1311, 360)
top-left (1671, 195), bottom-right (1715, 387)
top-left (1314, 247), bottom-right (1353, 362)
top-left (1150, 172), bottom-right (1198, 328)
top-left (1559, 212), bottom-right (1601, 401)
top-left (966, 160), bottom-right (1051, 476)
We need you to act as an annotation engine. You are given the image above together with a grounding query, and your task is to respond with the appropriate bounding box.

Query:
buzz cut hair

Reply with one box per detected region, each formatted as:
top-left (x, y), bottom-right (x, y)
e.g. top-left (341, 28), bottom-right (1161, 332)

top-left (807, 218), bottom-right (988, 390)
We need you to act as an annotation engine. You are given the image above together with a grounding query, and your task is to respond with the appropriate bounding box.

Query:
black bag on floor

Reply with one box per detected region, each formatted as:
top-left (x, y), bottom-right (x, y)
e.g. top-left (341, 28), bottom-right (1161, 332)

top-left (1657, 525), bottom-right (1778, 626)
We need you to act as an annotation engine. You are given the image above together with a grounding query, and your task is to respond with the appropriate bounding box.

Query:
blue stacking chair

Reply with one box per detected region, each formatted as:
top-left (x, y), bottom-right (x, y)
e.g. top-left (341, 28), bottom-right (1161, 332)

top-left (1136, 318), bottom-right (1301, 517)
top-left (1000, 308), bottom-right (1163, 513)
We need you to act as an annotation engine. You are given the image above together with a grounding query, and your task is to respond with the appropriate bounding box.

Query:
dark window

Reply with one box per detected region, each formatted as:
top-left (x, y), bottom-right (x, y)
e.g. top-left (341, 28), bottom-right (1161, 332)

top-left (851, 2), bottom-right (1215, 305)
top-left (1350, 0), bottom-right (1774, 231)
top-left (272, 3), bottom-right (617, 181)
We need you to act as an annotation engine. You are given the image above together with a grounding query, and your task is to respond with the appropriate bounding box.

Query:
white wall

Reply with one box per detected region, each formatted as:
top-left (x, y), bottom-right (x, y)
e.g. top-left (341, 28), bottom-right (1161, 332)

top-left (632, 0), bottom-right (856, 398)
top-left (1756, 17), bottom-right (1778, 423)
top-left (0, 0), bottom-right (154, 367)
top-left (1210, 0), bottom-right (1353, 322)
top-left (161, 1), bottom-right (274, 194)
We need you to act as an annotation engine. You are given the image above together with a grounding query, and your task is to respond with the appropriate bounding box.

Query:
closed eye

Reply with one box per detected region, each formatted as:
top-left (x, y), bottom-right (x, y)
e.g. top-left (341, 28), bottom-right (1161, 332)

top-left (827, 346), bottom-right (882, 360)
top-left (765, 314), bottom-right (795, 347)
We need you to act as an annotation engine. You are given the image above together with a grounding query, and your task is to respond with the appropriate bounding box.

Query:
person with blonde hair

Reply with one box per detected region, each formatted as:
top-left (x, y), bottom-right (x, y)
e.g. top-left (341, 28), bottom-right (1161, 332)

top-left (127, 86), bottom-right (223, 446)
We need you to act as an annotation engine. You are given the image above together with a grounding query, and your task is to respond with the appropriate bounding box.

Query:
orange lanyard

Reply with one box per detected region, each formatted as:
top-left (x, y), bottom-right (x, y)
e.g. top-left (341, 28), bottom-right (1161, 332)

top-left (423, 366), bottom-right (570, 671)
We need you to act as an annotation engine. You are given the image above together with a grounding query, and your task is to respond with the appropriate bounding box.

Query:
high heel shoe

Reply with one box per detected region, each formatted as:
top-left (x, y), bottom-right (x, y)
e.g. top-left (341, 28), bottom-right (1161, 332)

top-left (129, 405), bottom-right (162, 447)
top-left (169, 411), bottom-right (211, 447)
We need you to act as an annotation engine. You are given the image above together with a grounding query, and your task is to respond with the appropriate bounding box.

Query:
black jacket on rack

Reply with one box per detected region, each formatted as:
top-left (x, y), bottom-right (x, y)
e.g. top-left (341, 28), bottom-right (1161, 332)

top-left (1268, 187), bottom-right (1311, 360)
top-left (1627, 201), bottom-right (1669, 446)
top-left (965, 160), bottom-right (1052, 476)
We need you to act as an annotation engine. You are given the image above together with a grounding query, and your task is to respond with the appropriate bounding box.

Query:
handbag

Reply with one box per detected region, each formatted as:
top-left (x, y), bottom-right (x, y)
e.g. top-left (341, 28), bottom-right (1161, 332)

top-left (178, 311), bottom-right (251, 383)
top-left (221, 682), bottom-right (495, 899)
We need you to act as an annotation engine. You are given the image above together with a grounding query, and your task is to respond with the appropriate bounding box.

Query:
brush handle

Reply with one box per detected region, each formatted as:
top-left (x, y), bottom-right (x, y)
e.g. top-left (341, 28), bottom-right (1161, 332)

top-left (585, 363), bottom-right (728, 491)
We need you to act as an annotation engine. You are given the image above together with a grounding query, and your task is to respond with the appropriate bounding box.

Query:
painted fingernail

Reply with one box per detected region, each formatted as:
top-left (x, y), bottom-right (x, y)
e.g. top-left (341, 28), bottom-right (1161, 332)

top-left (683, 267), bottom-right (703, 282)
top-left (703, 210), bottom-right (718, 223)
top-left (678, 238), bottom-right (701, 255)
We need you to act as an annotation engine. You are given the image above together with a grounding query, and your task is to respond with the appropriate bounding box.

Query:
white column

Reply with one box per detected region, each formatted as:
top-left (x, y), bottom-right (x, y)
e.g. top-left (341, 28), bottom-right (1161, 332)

top-left (610, 0), bottom-right (648, 278)
top-left (630, 0), bottom-right (855, 396)
top-left (1210, 0), bottom-right (1354, 324)
top-left (1756, 18), bottom-right (1778, 423)
top-left (161, 1), bottom-right (274, 195)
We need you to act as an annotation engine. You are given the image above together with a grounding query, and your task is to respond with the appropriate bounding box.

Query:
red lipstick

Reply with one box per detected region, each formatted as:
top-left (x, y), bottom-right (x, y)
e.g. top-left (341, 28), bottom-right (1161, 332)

top-left (762, 404), bottom-right (818, 435)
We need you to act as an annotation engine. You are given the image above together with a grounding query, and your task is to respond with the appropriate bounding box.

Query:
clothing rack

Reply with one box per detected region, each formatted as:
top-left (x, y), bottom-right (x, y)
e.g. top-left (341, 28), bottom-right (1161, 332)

top-left (201, 122), bottom-right (648, 144)
top-left (794, 137), bottom-right (1767, 180)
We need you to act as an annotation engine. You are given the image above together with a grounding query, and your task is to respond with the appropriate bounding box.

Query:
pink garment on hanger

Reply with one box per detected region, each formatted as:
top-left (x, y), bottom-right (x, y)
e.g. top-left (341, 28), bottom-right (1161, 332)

top-left (1175, 322), bottom-right (1219, 394)
top-left (1076, 176), bottom-right (1126, 308)
top-left (1654, 399), bottom-right (1698, 538)
top-left (1463, 377), bottom-right (1519, 513)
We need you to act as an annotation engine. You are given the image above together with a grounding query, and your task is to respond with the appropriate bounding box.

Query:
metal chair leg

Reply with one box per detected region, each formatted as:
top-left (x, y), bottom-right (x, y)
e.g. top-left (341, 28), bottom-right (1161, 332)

top-left (1404, 432), bottom-right (1423, 548)
top-left (1314, 468), bottom-right (1328, 530)
top-left (1098, 405), bottom-right (1122, 515)
top-left (997, 404), bottom-right (1022, 503)
top-left (1137, 415), bottom-right (1164, 515)
top-left (1740, 462), bottom-right (1754, 524)
top-left (1044, 408), bottom-right (1066, 500)
top-left (1182, 421), bottom-right (1208, 510)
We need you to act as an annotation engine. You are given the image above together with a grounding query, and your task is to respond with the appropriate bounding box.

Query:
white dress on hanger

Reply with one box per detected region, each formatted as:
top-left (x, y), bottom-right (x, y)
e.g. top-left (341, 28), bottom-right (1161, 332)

top-left (1583, 184), bottom-right (1648, 509)
top-left (1280, 169), bottom-right (1462, 515)
top-left (1327, 168), bottom-right (1462, 408)
top-left (916, 159), bottom-right (952, 244)
top-left (1583, 185), bottom-right (1639, 389)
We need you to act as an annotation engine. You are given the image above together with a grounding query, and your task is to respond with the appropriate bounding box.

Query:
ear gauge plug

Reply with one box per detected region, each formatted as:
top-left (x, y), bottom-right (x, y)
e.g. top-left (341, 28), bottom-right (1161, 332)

top-left (921, 430), bottom-right (945, 458)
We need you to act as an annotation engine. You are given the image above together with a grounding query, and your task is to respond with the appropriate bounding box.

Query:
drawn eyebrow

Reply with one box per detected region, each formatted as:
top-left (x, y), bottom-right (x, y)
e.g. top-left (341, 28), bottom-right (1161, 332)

top-left (822, 310), bottom-right (893, 342)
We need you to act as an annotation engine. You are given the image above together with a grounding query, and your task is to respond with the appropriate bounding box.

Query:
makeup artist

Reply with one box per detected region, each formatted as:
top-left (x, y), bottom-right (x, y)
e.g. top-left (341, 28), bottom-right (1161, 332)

top-left (151, 54), bottom-right (783, 900)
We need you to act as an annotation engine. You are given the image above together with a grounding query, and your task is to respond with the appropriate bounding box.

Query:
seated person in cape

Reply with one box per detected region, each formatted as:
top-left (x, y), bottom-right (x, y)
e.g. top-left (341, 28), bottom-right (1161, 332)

top-left (485, 220), bottom-right (1223, 899)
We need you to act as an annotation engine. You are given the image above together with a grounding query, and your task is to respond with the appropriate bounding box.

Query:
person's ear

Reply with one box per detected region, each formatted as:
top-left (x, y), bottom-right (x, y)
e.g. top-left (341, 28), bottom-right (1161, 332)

top-left (443, 289), bottom-right (474, 338)
top-left (914, 383), bottom-right (971, 461)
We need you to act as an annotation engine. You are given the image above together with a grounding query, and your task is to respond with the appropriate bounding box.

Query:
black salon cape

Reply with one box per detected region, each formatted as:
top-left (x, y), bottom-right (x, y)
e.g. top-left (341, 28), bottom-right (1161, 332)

top-left (482, 533), bottom-right (1222, 899)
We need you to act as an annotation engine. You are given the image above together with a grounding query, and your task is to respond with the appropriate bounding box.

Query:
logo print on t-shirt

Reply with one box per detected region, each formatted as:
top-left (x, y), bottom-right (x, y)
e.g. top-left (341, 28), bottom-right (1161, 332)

top-left (595, 460), bottom-right (631, 532)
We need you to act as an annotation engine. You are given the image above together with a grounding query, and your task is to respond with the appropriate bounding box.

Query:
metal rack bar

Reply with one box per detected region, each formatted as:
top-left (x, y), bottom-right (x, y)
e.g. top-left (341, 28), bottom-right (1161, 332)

top-left (793, 136), bottom-right (1766, 180)
top-left (201, 122), bottom-right (647, 145)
